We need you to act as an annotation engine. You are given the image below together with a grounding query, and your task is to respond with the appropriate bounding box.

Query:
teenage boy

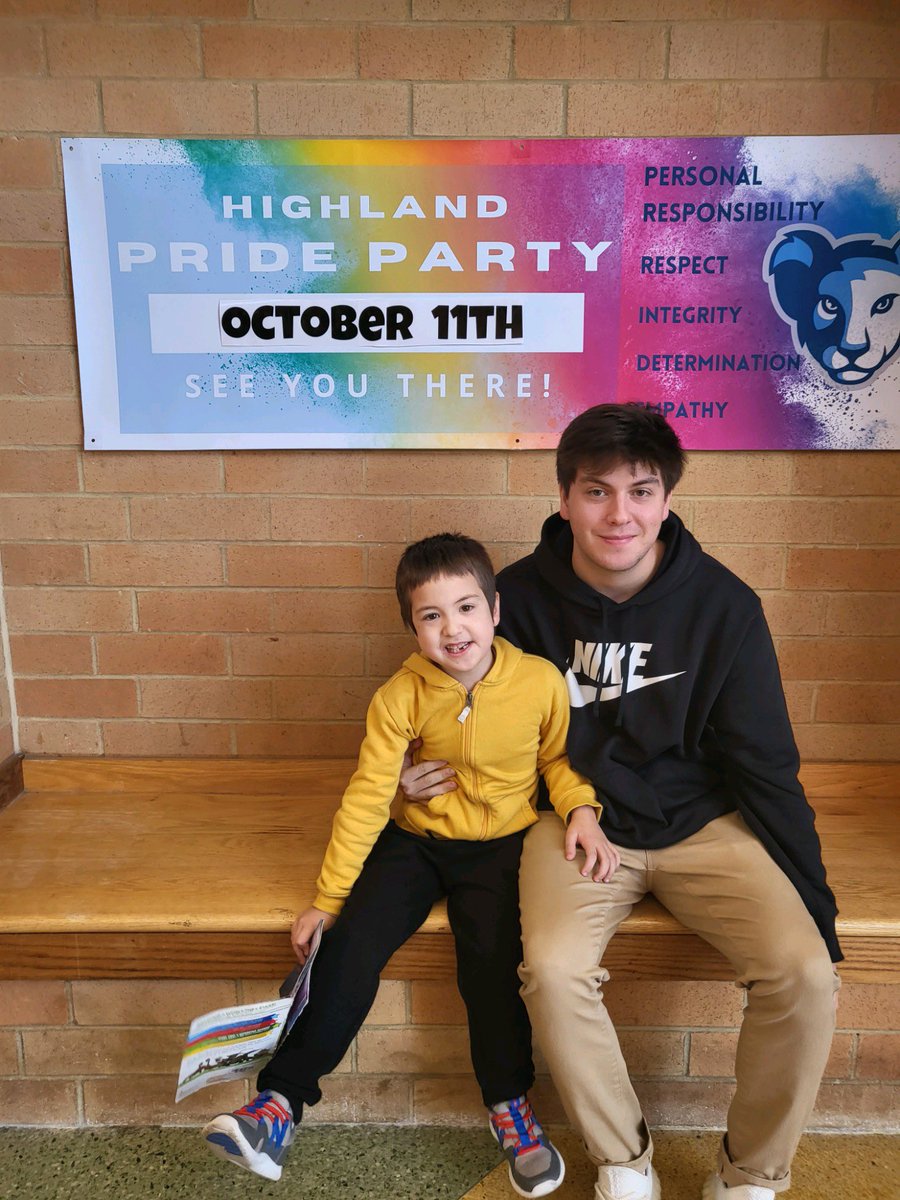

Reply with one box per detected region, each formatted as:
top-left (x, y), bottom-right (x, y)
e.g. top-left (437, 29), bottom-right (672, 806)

top-left (203, 533), bottom-right (619, 1198)
top-left (402, 406), bottom-right (840, 1200)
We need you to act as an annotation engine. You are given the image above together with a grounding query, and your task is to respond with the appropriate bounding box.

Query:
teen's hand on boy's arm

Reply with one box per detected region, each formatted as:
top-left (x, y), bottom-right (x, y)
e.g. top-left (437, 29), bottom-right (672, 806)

top-left (291, 906), bottom-right (336, 965)
top-left (565, 805), bottom-right (621, 883)
top-left (399, 736), bottom-right (457, 803)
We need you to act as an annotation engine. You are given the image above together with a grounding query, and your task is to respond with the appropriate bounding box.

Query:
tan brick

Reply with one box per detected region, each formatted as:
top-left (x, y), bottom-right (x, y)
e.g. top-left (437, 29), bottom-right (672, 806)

top-left (17, 677), bottom-right (137, 719)
top-left (728, 0), bottom-right (886, 14)
top-left (0, 296), bottom-right (75, 347)
top-left (130, 496), bottom-right (269, 541)
top-left (411, 496), bottom-right (554, 543)
top-left (99, 0), bottom-right (248, 13)
top-left (671, 20), bottom-right (822, 80)
top-left (48, 22), bottom-right (200, 77)
top-left (413, 82), bottom-right (563, 136)
top-left (271, 590), bottom-right (400, 634)
top-left (83, 1074), bottom-right (245, 1125)
top-left (137, 589), bottom-right (271, 632)
top-left (517, 23), bottom-right (665, 80)
top-left (357, 1025), bottom-right (471, 1075)
top-left (96, 633), bottom-right (227, 676)
top-left (777, 637), bottom-right (898, 681)
top-left (1, 543), bottom-right (86, 585)
top-left (101, 720), bottom-right (233, 756)
top-left (787, 548), bottom-right (900, 591)
top-left (681, 453), bottom-right (793, 497)
top-left (271, 496), bottom-right (409, 543)
top-left (827, 20), bottom-right (900, 77)
top-left (795, 723), bottom-right (898, 761)
top-left (259, 82), bottom-right (409, 137)
top-left (303, 1075), bottom-right (410, 1124)
top-left (792, 452), bottom-right (900, 496)
top-left (367, 543), bottom-right (412, 588)
top-left (273, 676), bottom-right (374, 721)
top-left (231, 632), bottom-right (364, 677)
top-left (0, 247), bottom-right (64, 296)
top-left (783, 681), bottom-right (816, 725)
top-left (224, 450), bottom-right (362, 494)
top-left (364, 980), bottom-right (407, 1026)
top-left (367, 631), bottom-right (416, 678)
top-left (810, 1080), bottom-right (898, 1128)
top-left (83, 452), bottom-right (221, 494)
top-left (411, 981), bottom-right (467, 1025)
top-left (0, 350), bottom-right (76, 396)
top-left (23, 1025), bottom-right (182, 1075)
top-left (6, 586), bottom-right (132, 632)
top-left (718, 82), bottom-right (874, 135)
top-left (618, 1030), bottom-right (685, 1077)
top-left (831, 499), bottom-right (900, 545)
top-left (874, 82), bottom-right (900, 132)
top-left (5, 0), bottom-right (93, 11)
top-left (0, 190), bottom-right (66, 242)
top-left (633, 1078), bottom-right (734, 1128)
top-left (365, 450), bottom-right (507, 496)
top-left (19, 718), bottom-right (102, 755)
top-left (204, 23), bottom-right (355, 79)
top-left (856, 1034), bottom-right (900, 1080)
top-left (140, 677), bottom-right (271, 719)
top-left (0, 727), bottom-right (13, 760)
top-left (0, 448), bottom-right (78, 494)
top-left (605, 981), bottom-right (744, 1028)
top-left (825, 593), bottom-right (900, 637)
top-left (361, 24), bottom-right (510, 80)
top-left (507, 451), bottom-right (554, 497)
top-left (227, 545), bottom-right (365, 588)
top-left (0, 78), bottom-right (99, 132)
top-left (838, 985), bottom-right (900, 1031)
top-left (0, 981), bottom-right (68, 1027)
top-left (413, 1075), bottom-right (485, 1124)
top-left (413, 0), bottom-right (565, 17)
top-left (89, 543), bottom-right (223, 587)
top-left (71, 980), bottom-right (236, 1026)
top-left (759, 591), bottom-right (827, 636)
top-left (569, 81), bottom-right (720, 136)
top-left (0, 1032), bottom-right (18, 1075)
top-left (235, 721), bottom-right (365, 757)
top-left (704, 545), bottom-right (785, 590)
top-left (0, 1080), bottom-right (78, 1126)
top-left (690, 1031), bottom-right (853, 1079)
top-left (573, 0), bottom-right (724, 14)
top-left (815, 682), bottom-right (900, 723)
top-left (10, 633), bottom-right (93, 676)
top-left (693, 498), bottom-right (833, 544)
top-left (0, 137), bottom-right (56, 188)
top-left (102, 80), bottom-right (255, 136)
top-left (258, 0), bottom-right (407, 15)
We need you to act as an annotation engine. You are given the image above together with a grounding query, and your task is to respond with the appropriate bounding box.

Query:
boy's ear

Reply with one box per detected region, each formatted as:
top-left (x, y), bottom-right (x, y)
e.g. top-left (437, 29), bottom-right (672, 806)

top-left (492, 592), bottom-right (500, 626)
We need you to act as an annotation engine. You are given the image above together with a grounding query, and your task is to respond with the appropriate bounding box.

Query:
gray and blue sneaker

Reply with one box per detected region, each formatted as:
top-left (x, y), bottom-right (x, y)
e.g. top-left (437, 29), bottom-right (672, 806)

top-left (202, 1089), bottom-right (295, 1181)
top-left (489, 1094), bottom-right (565, 1197)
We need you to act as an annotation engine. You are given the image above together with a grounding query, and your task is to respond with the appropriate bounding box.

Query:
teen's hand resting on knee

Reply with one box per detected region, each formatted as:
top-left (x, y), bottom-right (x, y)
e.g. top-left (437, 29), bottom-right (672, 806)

top-left (291, 906), bottom-right (336, 965)
top-left (565, 806), bottom-right (621, 883)
top-left (399, 736), bottom-right (458, 802)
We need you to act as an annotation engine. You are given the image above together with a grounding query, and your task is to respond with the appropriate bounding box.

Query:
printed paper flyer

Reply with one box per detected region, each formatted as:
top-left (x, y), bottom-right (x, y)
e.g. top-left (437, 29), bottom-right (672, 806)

top-left (62, 137), bottom-right (899, 450)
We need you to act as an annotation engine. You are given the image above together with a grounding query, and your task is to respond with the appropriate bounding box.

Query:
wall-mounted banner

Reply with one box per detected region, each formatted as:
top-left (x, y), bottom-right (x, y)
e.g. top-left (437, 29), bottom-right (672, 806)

top-left (62, 137), bottom-right (899, 450)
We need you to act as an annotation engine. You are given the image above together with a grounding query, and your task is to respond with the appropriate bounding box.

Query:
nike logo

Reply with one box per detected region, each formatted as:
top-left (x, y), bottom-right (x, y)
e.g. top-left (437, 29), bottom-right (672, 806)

top-left (565, 640), bottom-right (685, 707)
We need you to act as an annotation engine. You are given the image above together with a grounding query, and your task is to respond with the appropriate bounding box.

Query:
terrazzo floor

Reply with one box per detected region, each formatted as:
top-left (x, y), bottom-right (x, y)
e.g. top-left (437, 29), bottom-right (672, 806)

top-left (0, 1126), bottom-right (895, 1200)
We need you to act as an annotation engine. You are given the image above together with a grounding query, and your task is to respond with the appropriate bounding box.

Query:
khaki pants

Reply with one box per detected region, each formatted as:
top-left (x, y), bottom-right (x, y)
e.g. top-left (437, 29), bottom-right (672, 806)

top-left (518, 811), bottom-right (838, 1193)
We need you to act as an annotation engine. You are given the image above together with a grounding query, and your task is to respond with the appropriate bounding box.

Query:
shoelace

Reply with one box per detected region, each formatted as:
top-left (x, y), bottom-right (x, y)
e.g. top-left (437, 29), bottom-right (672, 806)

top-left (491, 1099), bottom-right (544, 1159)
top-left (236, 1093), bottom-right (292, 1142)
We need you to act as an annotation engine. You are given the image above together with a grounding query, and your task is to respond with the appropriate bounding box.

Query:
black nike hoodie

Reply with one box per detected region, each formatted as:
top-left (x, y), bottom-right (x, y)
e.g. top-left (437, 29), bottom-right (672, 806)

top-left (497, 510), bottom-right (841, 962)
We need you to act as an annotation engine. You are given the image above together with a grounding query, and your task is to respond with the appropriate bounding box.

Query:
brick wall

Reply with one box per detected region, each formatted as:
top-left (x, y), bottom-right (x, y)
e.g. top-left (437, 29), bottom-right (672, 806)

top-left (0, 0), bottom-right (897, 1129)
top-left (1, 978), bottom-right (897, 1130)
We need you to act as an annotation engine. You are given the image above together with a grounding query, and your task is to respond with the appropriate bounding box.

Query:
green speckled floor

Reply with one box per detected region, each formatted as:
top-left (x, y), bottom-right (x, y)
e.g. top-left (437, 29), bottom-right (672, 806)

top-left (0, 1127), bottom-right (896, 1200)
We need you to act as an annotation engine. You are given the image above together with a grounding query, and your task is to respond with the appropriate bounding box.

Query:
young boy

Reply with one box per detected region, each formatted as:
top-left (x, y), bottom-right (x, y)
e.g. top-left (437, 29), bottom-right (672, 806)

top-left (202, 532), bottom-right (619, 1198)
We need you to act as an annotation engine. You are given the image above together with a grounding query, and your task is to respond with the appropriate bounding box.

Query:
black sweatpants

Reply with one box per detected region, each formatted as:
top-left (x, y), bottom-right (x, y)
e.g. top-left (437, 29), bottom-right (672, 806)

top-left (257, 820), bottom-right (534, 1116)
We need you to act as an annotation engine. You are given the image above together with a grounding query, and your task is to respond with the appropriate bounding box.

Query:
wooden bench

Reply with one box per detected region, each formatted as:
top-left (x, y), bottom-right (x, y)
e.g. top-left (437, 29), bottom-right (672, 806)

top-left (0, 757), bottom-right (897, 984)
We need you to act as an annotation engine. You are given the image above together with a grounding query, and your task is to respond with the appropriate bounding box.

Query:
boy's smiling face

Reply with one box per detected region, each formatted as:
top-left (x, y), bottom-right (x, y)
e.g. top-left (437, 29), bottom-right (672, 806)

top-left (409, 571), bottom-right (500, 691)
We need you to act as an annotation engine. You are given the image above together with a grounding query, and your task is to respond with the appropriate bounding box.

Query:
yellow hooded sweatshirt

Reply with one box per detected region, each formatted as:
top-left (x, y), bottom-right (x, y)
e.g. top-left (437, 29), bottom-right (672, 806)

top-left (314, 636), bottom-right (598, 914)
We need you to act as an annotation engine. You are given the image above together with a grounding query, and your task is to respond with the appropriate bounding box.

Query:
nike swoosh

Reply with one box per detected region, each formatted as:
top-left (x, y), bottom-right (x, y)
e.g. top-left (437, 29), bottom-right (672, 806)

top-left (565, 667), bottom-right (685, 707)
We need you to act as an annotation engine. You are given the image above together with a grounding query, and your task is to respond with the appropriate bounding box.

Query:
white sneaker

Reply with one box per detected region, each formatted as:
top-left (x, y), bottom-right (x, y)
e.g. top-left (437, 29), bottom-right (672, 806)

top-left (701, 1172), bottom-right (775, 1200)
top-left (596, 1164), bottom-right (661, 1200)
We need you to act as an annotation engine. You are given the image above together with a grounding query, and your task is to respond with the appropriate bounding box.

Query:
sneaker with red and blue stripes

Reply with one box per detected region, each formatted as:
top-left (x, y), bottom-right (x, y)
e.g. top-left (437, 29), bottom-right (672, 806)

top-left (202, 1089), bottom-right (295, 1181)
top-left (489, 1094), bottom-right (565, 1197)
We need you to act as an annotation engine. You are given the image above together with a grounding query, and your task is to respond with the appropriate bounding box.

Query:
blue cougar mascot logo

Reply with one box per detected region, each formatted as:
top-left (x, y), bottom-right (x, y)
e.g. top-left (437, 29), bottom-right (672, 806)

top-left (764, 225), bottom-right (900, 387)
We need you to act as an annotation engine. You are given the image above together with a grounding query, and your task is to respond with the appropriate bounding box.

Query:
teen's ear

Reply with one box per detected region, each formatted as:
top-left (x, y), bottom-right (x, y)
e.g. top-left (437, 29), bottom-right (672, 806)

top-left (662, 490), bottom-right (672, 521)
top-left (492, 592), bottom-right (500, 627)
top-left (558, 483), bottom-right (570, 520)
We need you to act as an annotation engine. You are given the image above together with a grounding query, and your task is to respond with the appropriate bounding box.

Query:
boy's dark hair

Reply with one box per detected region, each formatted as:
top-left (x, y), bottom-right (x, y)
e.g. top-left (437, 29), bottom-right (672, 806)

top-left (395, 533), bottom-right (496, 630)
top-left (556, 403), bottom-right (687, 497)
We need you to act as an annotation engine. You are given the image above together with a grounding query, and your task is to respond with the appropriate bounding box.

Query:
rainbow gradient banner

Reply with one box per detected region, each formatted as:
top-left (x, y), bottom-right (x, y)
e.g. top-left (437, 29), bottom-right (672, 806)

top-left (62, 137), bottom-right (899, 450)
